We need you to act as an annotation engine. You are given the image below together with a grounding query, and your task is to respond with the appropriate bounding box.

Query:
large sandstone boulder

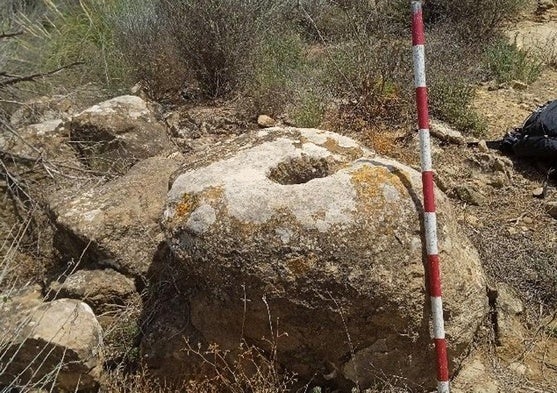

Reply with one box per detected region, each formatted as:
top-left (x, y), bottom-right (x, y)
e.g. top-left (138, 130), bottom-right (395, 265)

top-left (67, 95), bottom-right (171, 173)
top-left (49, 155), bottom-right (182, 280)
top-left (156, 127), bottom-right (488, 389)
top-left (0, 287), bottom-right (103, 392)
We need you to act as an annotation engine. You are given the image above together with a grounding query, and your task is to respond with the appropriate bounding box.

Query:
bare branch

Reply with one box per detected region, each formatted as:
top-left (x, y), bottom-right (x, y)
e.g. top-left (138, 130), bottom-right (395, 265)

top-left (0, 62), bottom-right (84, 88)
top-left (0, 31), bottom-right (23, 40)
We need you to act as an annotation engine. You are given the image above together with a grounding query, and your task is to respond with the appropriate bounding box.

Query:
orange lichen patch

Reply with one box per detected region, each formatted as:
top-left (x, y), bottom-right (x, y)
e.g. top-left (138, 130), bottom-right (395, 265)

top-left (286, 254), bottom-right (316, 277)
top-left (200, 186), bottom-right (224, 202)
top-left (351, 165), bottom-right (406, 204)
top-left (311, 210), bottom-right (326, 220)
top-left (175, 193), bottom-right (198, 218)
top-left (323, 137), bottom-right (364, 160)
top-left (360, 128), bottom-right (419, 165)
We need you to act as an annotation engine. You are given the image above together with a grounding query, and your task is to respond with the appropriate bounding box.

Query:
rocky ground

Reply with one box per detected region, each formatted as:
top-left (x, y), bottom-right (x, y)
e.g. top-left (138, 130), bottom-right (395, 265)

top-left (1, 4), bottom-right (557, 393)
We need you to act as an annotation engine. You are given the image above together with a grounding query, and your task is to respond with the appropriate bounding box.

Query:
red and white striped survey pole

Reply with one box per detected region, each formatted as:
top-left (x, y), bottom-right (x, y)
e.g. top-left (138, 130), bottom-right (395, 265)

top-left (411, 2), bottom-right (450, 392)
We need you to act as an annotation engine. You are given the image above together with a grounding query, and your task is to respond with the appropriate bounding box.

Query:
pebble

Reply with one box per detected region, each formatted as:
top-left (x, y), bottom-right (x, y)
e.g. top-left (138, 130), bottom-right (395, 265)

top-left (257, 114), bottom-right (276, 128)
top-left (532, 187), bottom-right (546, 198)
top-left (522, 217), bottom-right (533, 225)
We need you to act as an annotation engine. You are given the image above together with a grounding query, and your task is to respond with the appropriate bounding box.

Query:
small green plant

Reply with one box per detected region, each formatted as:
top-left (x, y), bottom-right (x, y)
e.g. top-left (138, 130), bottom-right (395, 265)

top-left (484, 39), bottom-right (543, 85)
top-left (430, 78), bottom-right (487, 136)
top-left (249, 31), bottom-right (305, 116)
top-left (41, 0), bottom-right (131, 89)
top-left (291, 91), bottom-right (325, 128)
top-left (156, 0), bottom-right (290, 98)
top-left (530, 34), bottom-right (557, 69)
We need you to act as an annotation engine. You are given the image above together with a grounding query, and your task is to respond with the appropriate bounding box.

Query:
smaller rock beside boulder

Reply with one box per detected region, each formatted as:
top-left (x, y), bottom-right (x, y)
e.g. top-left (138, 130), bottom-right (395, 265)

top-left (0, 289), bottom-right (103, 392)
top-left (467, 153), bottom-right (513, 189)
top-left (430, 119), bottom-right (466, 145)
top-left (452, 352), bottom-right (500, 393)
top-left (67, 95), bottom-right (171, 173)
top-left (48, 269), bottom-right (137, 314)
top-left (49, 155), bottom-right (182, 280)
top-left (493, 283), bottom-right (525, 349)
top-left (9, 95), bottom-right (75, 128)
top-left (454, 184), bottom-right (487, 206)
top-left (2, 119), bottom-right (79, 165)
top-left (257, 114), bottom-right (276, 128)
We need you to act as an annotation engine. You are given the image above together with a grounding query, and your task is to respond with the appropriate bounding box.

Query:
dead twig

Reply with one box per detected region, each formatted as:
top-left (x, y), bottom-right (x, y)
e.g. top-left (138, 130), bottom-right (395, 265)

top-left (0, 62), bottom-right (83, 88)
top-left (0, 31), bottom-right (23, 40)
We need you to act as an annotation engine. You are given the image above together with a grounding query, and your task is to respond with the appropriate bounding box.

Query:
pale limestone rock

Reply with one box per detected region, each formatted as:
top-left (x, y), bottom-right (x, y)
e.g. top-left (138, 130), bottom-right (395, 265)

top-left (49, 155), bottom-right (182, 279)
top-left (67, 95), bottom-right (171, 173)
top-left (148, 127), bottom-right (488, 390)
top-left (0, 294), bottom-right (103, 392)
top-left (257, 114), bottom-right (276, 128)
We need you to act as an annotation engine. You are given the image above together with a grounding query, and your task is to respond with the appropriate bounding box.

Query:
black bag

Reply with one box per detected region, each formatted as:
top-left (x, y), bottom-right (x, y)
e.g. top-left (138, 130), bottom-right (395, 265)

top-left (521, 100), bottom-right (557, 138)
top-left (502, 100), bottom-right (557, 159)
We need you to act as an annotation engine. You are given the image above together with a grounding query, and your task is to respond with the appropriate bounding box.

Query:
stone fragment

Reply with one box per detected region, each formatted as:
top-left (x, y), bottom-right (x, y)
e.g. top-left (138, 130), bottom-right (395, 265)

top-left (49, 155), bottom-right (182, 279)
top-left (430, 119), bottom-right (466, 144)
top-left (48, 269), bottom-right (137, 314)
top-left (67, 95), bottom-right (171, 173)
top-left (0, 294), bottom-right (103, 392)
top-left (455, 184), bottom-right (486, 206)
top-left (257, 114), bottom-right (276, 128)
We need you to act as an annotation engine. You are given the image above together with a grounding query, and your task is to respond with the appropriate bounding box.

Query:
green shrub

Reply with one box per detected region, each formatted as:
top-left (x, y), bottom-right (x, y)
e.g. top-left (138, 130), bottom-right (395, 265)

top-left (484, 39), bottom-right (543, 84)
top-left (109, 0), bottom-right (187, 101)
top-left (430, 78), bottom-right (487, 136)
top-left (424, 27), bottom-right (487, 135)
top-left (157, 0), bottom-right (290, 98)
top-left (41, 1), bottom-right (130, 88)
top-left (248, 31), bottom-right (305, 116)
top-left (2, 0), bottom-right (131, 95)
top-left (320, 37), bottom-right (412, 128)
top-left (424, 0), bottom-right (529, 43)
top-left (291, 91), bottom-right (325, 128)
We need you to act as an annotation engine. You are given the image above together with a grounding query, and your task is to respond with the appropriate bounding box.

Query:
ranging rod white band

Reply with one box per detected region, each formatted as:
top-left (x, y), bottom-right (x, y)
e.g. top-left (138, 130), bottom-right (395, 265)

top-left (419, 129), bottom-right (432, 172)
top-left (424, 212), bottom-right (439, 255)
top-left (413, 45), bottom-right (426, 88)
top-left (431, 296), bottom-right (446, 339)
top-left (437, 380), bottom-right (450, 393)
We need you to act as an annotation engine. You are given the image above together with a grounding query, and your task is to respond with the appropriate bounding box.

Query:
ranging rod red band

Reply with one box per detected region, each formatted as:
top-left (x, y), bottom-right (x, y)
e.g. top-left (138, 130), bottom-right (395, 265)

top-left (412, 10), bottom-right (425, 45)
top-left (421, 171), bottom-right (436, 212)
top-left (427, 255), bottom-right (442, 297)
top-left (434, 338), bottom-right (450, 381)
top-left (416, 87), bottom-right (429, 129)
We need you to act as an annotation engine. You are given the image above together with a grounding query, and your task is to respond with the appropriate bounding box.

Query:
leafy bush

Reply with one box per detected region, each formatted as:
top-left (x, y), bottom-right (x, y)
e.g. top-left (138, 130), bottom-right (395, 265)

top-left (156, 0), bottom-right (289, 98)
top-left (291, 91), bottom-right (325, 128)
top-left (248, 31), bottom-right (306, 116)
top-left (0, 0), bottom-right (131, 103)
top-left (40, 0), bottom-right (130, 88)
top-left (429, 78), bottom-right (487, 136)
top-left (484, 39), bottom-right (543, 84)
top-left (424, 0), bottom-right (529, 43)
top-left (110, 0), bottom-right (186, 101)
top-left (426, 27), bottom-right (487, 135)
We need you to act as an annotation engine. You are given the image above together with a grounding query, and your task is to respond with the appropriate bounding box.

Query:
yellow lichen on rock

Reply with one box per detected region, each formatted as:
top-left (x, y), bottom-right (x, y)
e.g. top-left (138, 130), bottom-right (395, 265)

top-left (200, 186), bottom-right (224, 202)
top-left (286, 254), bottom-right (317, 277)
top-left (323, 137), bottom-right (364, 159)
top-left (175, 193), bottom-right (198, 218)
top-left (351, 165), bottom-right (406, 196)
